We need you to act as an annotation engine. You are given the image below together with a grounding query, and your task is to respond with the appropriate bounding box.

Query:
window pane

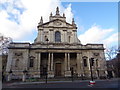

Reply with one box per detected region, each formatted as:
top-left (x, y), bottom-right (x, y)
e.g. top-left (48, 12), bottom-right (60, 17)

top-left (55, 31), bottom-right (61, 42)
top-left (83, 59), bottom-right (87, 67)
top-left (30, 59), bottom-right (34, 67)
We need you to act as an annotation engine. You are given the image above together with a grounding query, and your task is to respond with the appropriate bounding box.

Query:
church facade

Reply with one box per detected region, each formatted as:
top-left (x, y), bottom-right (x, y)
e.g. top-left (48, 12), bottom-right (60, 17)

top-left (6, 7), bottom-right (107, 79)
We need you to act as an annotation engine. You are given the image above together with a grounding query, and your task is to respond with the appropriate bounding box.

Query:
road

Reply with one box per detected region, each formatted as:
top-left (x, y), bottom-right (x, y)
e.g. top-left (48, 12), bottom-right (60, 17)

top-left (2, 79), bottom-right (120, 89)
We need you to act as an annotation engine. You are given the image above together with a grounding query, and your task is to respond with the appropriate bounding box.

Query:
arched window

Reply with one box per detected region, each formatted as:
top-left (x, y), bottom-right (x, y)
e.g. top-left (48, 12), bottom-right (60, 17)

top-left (83, 58), bottom-right (87, 67)
top-left (44, 36), bottom-right (47, 41)
top-left (29, 59), bottom-right (34, 67)
top-left (55, 31), bottom-right (61, 42)
top-left (68, 36), bottom-right (70, 43)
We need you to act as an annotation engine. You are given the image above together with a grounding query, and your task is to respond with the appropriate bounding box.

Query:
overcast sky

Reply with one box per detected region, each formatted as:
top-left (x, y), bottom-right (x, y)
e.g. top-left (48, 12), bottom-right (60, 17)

top-left (0, 0), bottom-right (118, 49)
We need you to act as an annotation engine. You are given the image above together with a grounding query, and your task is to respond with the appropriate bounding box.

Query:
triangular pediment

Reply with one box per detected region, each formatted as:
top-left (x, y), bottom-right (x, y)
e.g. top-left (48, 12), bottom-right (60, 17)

top-left (38, 19), bottom-right (76, 28)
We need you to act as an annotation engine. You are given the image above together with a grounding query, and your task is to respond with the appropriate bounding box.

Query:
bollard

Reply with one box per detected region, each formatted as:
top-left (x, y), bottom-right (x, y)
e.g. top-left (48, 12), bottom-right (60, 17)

top-left (89, 81), bottom-right (95, 85)
top-left (88, 81), bottom-right (95, 86)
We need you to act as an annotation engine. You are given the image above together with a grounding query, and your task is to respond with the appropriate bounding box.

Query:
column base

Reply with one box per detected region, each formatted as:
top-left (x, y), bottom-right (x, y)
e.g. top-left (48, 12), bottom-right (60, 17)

top-left (7, 75), bottom-right (11, 81)
top-left (22, 74), bottom-right (26, 82)
top-left (65, 71), bottom-right (71, 77)
top-left (48, 71), bottom-right (54, 78)
top-left (77, 73), bottom-right (81, 77)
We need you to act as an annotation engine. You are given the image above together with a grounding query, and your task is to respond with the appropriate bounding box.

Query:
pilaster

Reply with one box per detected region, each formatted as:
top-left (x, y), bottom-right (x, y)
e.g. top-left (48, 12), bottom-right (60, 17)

top-left (49, 29), bottom-right (54, 43)
top-left (63, 30), bottom-right (67, 43)
top-left (40, 29), bottom-right (43, 42)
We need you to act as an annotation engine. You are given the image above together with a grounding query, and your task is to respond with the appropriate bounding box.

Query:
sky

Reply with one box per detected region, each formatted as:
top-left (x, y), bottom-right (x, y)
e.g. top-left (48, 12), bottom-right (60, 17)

top-left (0, 0), bottom-right (118, 50)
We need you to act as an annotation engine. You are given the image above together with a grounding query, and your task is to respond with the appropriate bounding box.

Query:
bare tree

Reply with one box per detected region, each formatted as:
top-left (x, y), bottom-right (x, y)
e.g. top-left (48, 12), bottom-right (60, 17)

top-left (105, 46), bottom-right (120, 77)
top-left (105, 46), bottom-right (118, 61)
top-left (0, 33), bottom-right (12, 55)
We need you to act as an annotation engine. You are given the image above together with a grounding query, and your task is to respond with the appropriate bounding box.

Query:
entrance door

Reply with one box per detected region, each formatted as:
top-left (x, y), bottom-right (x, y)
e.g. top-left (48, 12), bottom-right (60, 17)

top-left (55, 63), bottom-right (61, 76)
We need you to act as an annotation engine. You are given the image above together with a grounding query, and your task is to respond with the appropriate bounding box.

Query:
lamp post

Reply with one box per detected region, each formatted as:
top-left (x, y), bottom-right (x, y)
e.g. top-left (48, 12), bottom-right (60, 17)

top-left (88, 58), bottom-right (96, 86)
top-left (90, 58), bottom-right (94, 81)
top-left (45, 38), bottom-right (49, 84)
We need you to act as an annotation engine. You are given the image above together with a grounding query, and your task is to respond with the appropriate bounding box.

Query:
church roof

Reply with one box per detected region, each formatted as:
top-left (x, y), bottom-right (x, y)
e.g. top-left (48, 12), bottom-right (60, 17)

top-left (37, 7), bottom-right (77, 29)
top-left (37, 18), bottom-right (77, 29)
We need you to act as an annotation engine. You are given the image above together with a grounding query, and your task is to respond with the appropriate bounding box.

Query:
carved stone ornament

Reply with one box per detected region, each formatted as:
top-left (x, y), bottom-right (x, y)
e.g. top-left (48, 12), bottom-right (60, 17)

top-left (67, 32), bottom-right (72, 35)
top-left (93, 53), bottom-right (99, 56)
top-left (54, 21), bottom-right (62, 26)
top-left (14, 52), bottom-right (23, 56)
top-left (29, 56), bottom-right (35, 59)
top-left (82, 56), bottom-right (88, 59)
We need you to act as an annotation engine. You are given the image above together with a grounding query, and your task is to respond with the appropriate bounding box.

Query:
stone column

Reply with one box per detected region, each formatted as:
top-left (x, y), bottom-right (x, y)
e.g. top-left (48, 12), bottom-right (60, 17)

top-left (51, 53), bottom-right (54, 71)
top-left (65, 53), bottom-right (71, 77)
top-left (64, 53), bottom-right (67, 71)
top-left (37, 53), bottom-right (41, 70)
top-left (79, 53), bottom-right (84, 76)
top-left (67, 53), bottom-right (70, 71)
top-left (77, 53), bottom-right (81, 77)
top-left (37, 53), bottom-right (41, 77)
top-left (80, 54), bottom-right (85, 77)
top-left (48, 53), bottom-right (54, 78)
top-left (48, 53), bottom-right (51, 71)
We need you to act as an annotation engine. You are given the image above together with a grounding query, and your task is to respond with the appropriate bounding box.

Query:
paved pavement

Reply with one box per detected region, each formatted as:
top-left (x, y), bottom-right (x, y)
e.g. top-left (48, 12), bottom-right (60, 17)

top-left (2, 78), bottom-right (120, 88)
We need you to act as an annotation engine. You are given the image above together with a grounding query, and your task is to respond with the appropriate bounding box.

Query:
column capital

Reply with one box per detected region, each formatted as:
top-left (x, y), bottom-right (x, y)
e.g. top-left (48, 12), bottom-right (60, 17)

top-left (49, 29), bottom-right (53, 31)
top-left (38, 29), bottom-right (43, 31)
top-left (63, 30), bottom-right (67, 31)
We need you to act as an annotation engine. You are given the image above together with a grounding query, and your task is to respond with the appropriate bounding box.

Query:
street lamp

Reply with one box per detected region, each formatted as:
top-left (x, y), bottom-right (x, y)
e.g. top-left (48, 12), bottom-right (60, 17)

top-left (89, 58), bottom-right (94, 81)
top-left (45, 37), bottom-right (49, 84)
top-left (88, 58), bottom-right (96, 86)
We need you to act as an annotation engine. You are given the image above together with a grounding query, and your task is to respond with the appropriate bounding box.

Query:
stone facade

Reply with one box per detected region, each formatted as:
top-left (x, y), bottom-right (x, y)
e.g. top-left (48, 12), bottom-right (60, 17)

top-left (6, 7), bottom-right (107, 79)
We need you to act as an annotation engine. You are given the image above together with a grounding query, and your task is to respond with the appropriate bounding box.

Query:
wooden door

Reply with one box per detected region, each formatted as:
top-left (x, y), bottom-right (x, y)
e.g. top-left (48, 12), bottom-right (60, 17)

top-left (55, 63), bottom-right (61, 76)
